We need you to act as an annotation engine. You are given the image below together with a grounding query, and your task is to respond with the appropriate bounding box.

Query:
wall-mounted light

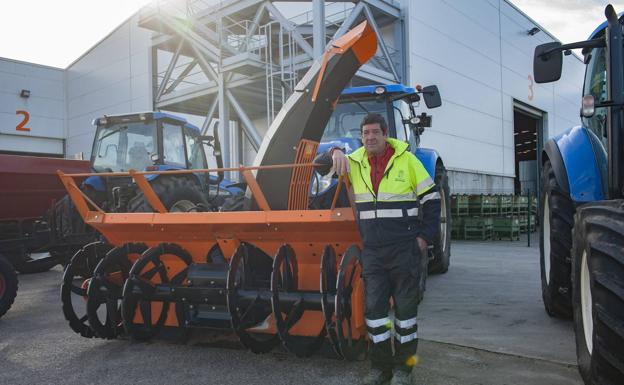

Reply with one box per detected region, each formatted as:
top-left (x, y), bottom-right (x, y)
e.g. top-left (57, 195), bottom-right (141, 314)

top-left (527, 27), bottom-right (541, 36)
top-left (20, 89), bottom-right (30, 98)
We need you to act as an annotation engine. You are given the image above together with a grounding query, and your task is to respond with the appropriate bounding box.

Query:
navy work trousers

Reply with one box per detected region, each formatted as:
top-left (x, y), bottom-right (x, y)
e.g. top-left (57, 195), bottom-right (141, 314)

top-left (360, 239), bottom-right (424, 373)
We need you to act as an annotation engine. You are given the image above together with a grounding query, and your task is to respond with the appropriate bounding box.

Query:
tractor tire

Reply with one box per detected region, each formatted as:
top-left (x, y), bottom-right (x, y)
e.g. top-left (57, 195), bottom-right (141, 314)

top-left (428, 162), bottom-right (451, 274)
top-left (539, 160), bottom-right (574, 318)
top-left (14, 253), bottom-right (63, 274)
top-left (0, 255), bottom-right (18, 318)
top-left (127, 176), bottom-right (207, 213)
top-left (571, 200), bottom-right (624, 385)
top-left (47, 186), bottom-right (102, 265)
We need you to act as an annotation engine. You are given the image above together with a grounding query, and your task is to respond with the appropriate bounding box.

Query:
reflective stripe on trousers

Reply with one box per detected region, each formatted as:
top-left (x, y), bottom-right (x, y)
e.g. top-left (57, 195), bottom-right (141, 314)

top-left (368, 330), bottom-right (392, 343)
top-left (395, 331), bottom-right (418, 344)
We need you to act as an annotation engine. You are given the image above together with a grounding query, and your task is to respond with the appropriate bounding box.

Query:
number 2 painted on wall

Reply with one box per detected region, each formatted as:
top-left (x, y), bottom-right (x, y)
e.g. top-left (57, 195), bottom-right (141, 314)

top-left (16, 110), bottom-right (31, 132)
top-left (528, 75), bottom-right (535, 101)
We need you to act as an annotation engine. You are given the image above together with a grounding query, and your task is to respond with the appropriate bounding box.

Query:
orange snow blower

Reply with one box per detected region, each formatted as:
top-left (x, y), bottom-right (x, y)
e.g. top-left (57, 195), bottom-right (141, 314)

top-left (59, 20), bottom-right (377, 360)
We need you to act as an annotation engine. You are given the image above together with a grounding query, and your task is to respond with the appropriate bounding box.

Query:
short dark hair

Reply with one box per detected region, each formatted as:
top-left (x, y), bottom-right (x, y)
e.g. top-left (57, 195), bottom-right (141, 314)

top-left (360, 113), bottom-right (388, 134)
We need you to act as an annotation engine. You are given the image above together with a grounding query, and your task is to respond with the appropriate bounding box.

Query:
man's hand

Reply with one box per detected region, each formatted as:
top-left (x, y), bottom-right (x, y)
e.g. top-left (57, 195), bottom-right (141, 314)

top-left (331, 149), bottom-right (350, 175)
top-left (416, 237), bottom-right (428, 256)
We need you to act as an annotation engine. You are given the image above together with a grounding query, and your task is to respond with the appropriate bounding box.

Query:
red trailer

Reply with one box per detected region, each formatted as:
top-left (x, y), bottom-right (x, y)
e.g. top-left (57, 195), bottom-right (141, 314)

top-left (0, 154), bottom-right (91, 274)
top-left (0, 154), bottom-right (89, 220)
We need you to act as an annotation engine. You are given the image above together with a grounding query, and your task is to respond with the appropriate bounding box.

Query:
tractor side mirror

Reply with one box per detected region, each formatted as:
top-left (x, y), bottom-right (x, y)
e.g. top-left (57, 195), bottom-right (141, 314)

top-left (534, 42), bottom-right (563, 83)
top-left (422, 85), bottom-right (441, 109)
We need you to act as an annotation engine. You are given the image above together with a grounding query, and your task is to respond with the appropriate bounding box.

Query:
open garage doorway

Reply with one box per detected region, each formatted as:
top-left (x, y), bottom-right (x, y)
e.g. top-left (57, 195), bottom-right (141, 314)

top-left (513, 101), bottom-right (546, 200)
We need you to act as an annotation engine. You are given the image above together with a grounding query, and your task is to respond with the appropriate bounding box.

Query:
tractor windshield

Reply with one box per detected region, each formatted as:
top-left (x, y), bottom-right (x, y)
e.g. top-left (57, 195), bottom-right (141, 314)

top-left (91, 122), bottom-right (157, 172)
top-left (321, 97), bottom-right (390, 141)
top-left (582, 46), bottom-right (608, 149)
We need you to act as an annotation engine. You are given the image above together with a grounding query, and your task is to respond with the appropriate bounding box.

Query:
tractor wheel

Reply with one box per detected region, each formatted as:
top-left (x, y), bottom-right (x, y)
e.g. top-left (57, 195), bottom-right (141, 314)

top-left (47, 186), bottom-right (102, 266)
top-left (540, 160), bottom-right (574, 318)
top-left (14, 253), bottom-right (63, 275)
top-left (428, 162), bottom-right (451, 274)
top-left (571, 200), bottom-right (624, 385)
top-left (0, 255), bottom-right (18, 319)
top-left (127, 176), bottom-right (207, 213)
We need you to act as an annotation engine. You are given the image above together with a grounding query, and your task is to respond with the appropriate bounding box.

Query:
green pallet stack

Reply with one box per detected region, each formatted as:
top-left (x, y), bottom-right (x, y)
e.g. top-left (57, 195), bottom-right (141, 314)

top-left (512, 195), bottom-right (529, 215)
top-left (451, 217), bottom-right (464, 240)
top-left (450, 193), bottom-right (536, 241)
top-left (451, 195), bottom-right (469, 217)
top-left (463, 217), bottom-right (493, 240)
top-left (497, 195), bottom-right (513, 216)
top-left (468, 195), bottom-right (498, 216)
top-left (493, 216), bottom-right (520, 240)
top-left (518, 215), bottom-right (536, 233)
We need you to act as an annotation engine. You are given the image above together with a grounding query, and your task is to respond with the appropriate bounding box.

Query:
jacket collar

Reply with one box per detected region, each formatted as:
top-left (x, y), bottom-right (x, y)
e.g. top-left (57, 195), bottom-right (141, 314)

top-left (348, 137), bottom-right (409, 163)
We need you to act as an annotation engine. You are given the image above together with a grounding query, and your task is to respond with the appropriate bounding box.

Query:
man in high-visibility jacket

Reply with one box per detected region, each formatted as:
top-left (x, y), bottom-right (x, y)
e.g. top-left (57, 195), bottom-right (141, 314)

top-left (316, 113), bottom-right (441, 385)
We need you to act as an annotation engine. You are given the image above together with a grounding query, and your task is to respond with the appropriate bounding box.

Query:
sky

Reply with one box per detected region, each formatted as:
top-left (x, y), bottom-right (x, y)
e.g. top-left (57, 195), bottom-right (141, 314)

top-left (0, 0), bottom-right (154, 68)
top-left (509, 0), bottom-right (624, 43)
top-left (0, 1), bottom-right (623, 68)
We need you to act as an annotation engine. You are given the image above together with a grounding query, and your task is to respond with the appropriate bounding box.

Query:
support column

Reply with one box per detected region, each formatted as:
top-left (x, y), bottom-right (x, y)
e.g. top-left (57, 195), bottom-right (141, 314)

top-left (231, 121), bottom-right (241, 182)
top-left (218, 73), bottom-right (230, 179)
top-left (313, 0), bottom-right (325, 59)
top-left (217, 15), bottom-right (231, 180)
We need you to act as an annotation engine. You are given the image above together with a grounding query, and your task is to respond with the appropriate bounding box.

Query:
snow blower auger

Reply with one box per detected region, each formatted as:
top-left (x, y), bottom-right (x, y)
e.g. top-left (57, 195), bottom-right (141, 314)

top-left (57, 141), bottom-right (366, 359)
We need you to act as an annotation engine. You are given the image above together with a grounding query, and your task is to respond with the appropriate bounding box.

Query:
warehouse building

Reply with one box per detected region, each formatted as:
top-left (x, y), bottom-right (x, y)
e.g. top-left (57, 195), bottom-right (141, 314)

top-left (0, 0), bottom-right (585, 194)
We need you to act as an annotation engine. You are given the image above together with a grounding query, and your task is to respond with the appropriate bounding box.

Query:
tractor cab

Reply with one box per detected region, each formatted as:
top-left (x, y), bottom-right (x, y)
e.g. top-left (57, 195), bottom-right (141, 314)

top-left (85, 112), bottom-right (237, 212)
top-left (91, 112), bottom-right (210, 173)
top-left (312, 84), bottom-right (442, 197)
top-left (320, 84), bottom-right (441, 154)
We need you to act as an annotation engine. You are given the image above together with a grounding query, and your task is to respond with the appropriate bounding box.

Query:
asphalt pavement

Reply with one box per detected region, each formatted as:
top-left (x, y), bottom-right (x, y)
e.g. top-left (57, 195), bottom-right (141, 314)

top-left (0, 237), bottom-right (583, 385)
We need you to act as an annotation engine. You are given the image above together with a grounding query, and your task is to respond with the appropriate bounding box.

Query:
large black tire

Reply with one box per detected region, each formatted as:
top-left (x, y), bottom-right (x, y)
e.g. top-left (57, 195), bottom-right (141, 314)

top-left (0, 255), bottom-right (18, 318)
top-left (47, 186), bottom-right (102, 266)
top-left (428, 162), bottom-right (451, 274)
top-left (127, 176), bottom-right (207, 212)
top-left (571, 200), bottom-right (624, 385)
top-left (539, 160), bottom-right (574, 318)
top-left (13, 254), bottom-right (63, 275)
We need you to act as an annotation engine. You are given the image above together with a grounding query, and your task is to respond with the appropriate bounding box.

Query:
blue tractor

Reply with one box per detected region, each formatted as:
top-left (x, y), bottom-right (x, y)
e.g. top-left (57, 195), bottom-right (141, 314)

top-left (50, 112), bottom-right (243, 263)
top-left (84, 111), bottom-right (241, 212)
top-left (309, 84), bottom-right (451, 274)
top-left (534, 4), bottom-right (624, 384)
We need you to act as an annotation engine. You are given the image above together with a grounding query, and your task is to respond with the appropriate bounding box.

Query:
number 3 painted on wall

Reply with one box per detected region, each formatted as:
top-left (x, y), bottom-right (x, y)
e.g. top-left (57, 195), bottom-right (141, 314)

top-left (528, 75), bottom-right (534, 101)
top-left (16, 110), bottom-right (31, 132)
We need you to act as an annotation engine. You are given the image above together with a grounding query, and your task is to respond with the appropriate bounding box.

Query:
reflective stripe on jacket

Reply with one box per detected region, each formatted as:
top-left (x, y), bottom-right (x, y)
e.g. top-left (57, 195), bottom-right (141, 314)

top-left (347, 138), bottom-right (435, 247)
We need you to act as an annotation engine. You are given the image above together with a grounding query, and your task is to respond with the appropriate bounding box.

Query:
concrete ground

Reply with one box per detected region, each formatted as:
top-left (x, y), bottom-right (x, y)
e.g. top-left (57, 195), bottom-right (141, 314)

top-left (0, 237), bottom-right (583, 385)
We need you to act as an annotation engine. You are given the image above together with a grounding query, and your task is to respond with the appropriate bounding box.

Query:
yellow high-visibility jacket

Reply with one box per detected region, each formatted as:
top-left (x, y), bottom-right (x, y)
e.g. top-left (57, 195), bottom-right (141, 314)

top-left (347, 138), bottom-right (437, 247)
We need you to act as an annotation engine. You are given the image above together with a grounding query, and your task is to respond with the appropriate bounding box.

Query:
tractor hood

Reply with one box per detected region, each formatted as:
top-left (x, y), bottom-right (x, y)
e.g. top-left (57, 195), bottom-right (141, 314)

top-left (252, 21), bottom-right (377, 210)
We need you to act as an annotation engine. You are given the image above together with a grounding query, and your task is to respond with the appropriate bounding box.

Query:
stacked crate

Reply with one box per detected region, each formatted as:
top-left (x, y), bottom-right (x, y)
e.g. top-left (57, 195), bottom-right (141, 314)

top-left (512, 195), bottom-right (536, 233)
top-left (450, 193), bottom-right (535, 240)
top-left (450, 195), bottom-right (469, 239)
top-left (468, 195), bottom-right (498, 216)
top-left (463, 216), bottom-right (493, 240)
top-left (492, 195), bottom-right (519, 240)
top-left (492, 216), bottom-right (520, 240)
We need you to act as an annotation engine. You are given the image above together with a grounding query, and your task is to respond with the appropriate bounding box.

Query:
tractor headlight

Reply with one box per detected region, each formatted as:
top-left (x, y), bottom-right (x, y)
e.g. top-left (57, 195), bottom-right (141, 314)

top-left (310, 171), bottom-right (334, 196)
top-left (374, 86), bottom-right (385, 95)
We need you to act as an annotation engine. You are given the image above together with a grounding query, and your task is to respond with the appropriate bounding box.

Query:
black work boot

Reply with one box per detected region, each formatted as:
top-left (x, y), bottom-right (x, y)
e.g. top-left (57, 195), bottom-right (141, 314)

top-left (390, 369), bottom-right (412, 385)
top-left (361, 368), bottom-right (393, 385)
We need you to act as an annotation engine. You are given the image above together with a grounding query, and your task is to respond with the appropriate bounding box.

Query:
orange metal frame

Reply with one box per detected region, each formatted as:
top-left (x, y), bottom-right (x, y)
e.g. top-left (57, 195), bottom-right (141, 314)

top-left (57, 152), bottom-right (365, 338)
